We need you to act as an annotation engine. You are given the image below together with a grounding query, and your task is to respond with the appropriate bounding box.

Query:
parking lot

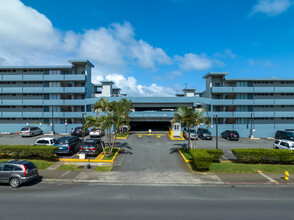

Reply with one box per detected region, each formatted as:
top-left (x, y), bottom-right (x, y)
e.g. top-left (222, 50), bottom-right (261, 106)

top-left (0, 132), bottom-right (276, 161)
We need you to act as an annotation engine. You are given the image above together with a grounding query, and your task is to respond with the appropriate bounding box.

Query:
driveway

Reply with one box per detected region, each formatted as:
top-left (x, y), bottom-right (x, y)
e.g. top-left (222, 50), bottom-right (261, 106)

top-left (112, 132), bottom-right (189, 172)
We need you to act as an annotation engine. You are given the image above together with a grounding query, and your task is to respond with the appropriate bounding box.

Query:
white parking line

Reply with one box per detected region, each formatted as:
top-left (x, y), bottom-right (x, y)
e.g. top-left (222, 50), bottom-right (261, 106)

top-left (61, 170), bottom-right (71, 177)
top-left (257, 171), bottom-right (278, 184)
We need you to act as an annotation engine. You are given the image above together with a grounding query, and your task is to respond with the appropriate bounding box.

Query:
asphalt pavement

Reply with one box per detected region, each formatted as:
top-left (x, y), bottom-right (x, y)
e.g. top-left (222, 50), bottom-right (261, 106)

top-left (1, 183), bottom-right (294, 220)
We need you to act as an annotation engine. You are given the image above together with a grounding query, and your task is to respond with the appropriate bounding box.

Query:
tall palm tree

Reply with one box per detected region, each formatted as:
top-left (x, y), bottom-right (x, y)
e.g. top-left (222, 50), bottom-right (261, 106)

top-left (174, 105), bottom-right (194, 149)
top-left (192, 108), bottom-right (211, 149)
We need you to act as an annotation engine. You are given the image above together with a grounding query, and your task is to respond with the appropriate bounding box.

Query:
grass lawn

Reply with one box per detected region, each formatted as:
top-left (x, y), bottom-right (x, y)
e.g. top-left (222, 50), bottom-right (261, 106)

top-left (57, 164), bottom-right (81, 171)
top-left (95, 166), bottom-right (112, 171)
top-left (102, 148), bottom-right (119, 160)
top-left (209, 162), bottom-right (294, 173)
top-left (116, 133), bottom-right (128, 138)
top-left (0, 159), bottom-right (55, 169)
top-left (178, 148), bottom-right (193, 161)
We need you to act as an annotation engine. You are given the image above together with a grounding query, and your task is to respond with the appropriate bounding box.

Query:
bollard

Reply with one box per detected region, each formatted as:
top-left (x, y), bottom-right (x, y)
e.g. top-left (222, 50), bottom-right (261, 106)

top-left (284, 171), bottom-right (289, 181)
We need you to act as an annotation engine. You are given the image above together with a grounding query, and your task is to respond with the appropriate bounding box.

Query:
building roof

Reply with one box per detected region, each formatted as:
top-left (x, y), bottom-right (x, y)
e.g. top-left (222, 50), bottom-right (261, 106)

top-left (101, 81), bottom-right (114, 84)
top-left (225, 78), bottom-right (294, 81)
top-left (183, 88), bottom-right (196, 92)
top-left (203, 72), bottom-right (229, 79)
top-left (0, 65), bottom-right (73, 70)
top-left (68, 59), bottom-right (95, 68)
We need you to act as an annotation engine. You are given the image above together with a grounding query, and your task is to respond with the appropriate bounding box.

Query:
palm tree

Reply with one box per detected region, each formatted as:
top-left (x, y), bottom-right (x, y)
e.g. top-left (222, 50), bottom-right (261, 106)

top-left (84, 98), bottom-right (132, 157)
top-left (192, 108), bottom-right (211, 149)
top-left (174, 105), bottom-right (194, 149)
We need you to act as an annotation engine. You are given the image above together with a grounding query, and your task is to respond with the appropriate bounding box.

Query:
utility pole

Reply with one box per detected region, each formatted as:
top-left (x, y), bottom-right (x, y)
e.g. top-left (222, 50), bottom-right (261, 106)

top-left (51, 108), bottom-right (54, 134)
top-left (214, 114), bottom-right (218, 149)
top-left (82, 113), bottom-right (86, 146)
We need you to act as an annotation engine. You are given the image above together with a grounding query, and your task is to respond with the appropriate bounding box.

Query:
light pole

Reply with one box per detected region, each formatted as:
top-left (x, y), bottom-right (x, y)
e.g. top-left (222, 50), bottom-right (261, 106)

top-left (250, 112), bottom-right (253, 138)
top-left (214, 114), bottom-right (218, 149)
top-left (81, 113), bottom-right (86, 147)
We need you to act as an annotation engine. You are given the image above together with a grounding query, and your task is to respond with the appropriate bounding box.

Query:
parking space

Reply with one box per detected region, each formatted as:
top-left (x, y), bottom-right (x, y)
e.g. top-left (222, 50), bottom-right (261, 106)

top-left (175, 137), bottom-right (275, 160)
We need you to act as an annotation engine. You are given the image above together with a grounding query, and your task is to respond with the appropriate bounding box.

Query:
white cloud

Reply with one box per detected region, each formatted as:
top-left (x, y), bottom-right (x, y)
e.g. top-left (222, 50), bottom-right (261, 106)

top-left (250, 0), bottom-right (293, 16)
top-left (214, 49), bottom-right (236, 59)
top-left (175, 53), bottom-right (212, 71)
top-left (94, 73), bottom-right (176, 97)
top-left (248, 59), bottom-right (274, 67)
top-left (62, 31), bottom-right (80, 52)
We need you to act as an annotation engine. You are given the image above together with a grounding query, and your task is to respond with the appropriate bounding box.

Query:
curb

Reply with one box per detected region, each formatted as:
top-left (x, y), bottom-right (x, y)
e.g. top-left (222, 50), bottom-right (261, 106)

top-left (178, 148), bottom-right (192, 163)
top-left (116, 133), bottom-right (129, 139)
top-left (168, 132), bottom-right (185, 141)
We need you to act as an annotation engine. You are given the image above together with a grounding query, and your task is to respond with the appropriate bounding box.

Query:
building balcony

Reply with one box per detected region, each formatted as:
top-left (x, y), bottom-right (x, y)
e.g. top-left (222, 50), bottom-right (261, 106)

top-left (130, 111), bottom-right (174, 118)
top-left (64, 87), bottom-right (86, 93)
top-left (0, 74), bottom-right (87, 82)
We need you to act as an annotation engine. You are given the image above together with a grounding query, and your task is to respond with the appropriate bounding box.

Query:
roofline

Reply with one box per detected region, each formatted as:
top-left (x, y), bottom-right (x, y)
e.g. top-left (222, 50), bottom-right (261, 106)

top-left (0, 65), bottom-right (73, 70)
top-left (68, 59), bottom-right (94, 68)
top-left (225, 78), bottom-right (294, 81)
top-left (203, 72), bottom-right (229, 79)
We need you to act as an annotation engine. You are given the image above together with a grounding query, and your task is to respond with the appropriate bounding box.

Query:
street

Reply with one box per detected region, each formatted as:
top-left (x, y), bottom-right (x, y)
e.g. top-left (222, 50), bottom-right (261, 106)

top-left (0, 183), bottom-right (294, 220)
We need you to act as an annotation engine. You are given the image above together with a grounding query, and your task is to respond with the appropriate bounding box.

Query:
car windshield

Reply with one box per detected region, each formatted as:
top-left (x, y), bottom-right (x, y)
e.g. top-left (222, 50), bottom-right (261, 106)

top-left (55, 140), bottom-right (68, 145)
top-left (231, 131), bottom-right (238, 135)
top-left (21, 128), bottom-right (29, 131)
top-left (36, 140), bottom-right (49, 144)
top-left (24, 162), bottom-right (36, 169)
top-left (286, 132), bottom-right (294, 137)
top-left (202, 130), bottom-right (210, 134)
top-left (83, 142), bottom-right (94, 147)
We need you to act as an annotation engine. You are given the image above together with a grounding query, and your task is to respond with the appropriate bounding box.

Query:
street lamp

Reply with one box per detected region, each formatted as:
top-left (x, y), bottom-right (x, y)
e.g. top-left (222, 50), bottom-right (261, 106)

top-left (81, 112), bottom-right (90, 169)
top-left (214, 114), bottom-right (218, 149)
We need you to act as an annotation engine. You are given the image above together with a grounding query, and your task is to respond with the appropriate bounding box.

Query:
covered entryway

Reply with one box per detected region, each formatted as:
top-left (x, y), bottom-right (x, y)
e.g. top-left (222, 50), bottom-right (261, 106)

top-left (130, 121), bottom-right (170, 131)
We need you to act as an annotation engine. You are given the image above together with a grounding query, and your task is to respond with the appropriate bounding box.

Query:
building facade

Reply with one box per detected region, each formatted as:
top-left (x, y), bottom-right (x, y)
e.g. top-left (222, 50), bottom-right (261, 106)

top-left (0, 60), bottom-right (293, 138)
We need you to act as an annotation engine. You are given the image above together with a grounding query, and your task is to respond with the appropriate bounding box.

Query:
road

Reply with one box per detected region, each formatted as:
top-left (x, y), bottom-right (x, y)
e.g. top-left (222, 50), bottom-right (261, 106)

top-left (0, 183), bottom-right (294, 220)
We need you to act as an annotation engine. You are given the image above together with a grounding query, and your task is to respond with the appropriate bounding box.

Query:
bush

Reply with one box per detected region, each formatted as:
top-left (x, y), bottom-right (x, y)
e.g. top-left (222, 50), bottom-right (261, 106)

top-left (206, 149), bottom-right (224, 162)
top-left (0, 145), bottom-right (58, 161)
top-left (190, 149), bottom-right (213, 171)
top-left (232, 149), bottom-right (294, 164)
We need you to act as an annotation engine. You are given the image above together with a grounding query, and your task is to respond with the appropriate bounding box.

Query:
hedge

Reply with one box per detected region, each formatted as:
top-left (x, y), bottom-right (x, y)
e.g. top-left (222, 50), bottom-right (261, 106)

top-left (0, 145), bottom-right (58, 161)
top-left (206, 149), bottom-right (224, 162)
top-left (190, 149), bottom-right (213, 171)
top-left (232, 149), bottom-right (294, 164)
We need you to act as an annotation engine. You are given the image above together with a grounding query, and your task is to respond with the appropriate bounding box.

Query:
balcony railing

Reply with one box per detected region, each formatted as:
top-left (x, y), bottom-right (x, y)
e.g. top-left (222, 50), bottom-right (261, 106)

top-left (0, 74), bottom-right (86, 81)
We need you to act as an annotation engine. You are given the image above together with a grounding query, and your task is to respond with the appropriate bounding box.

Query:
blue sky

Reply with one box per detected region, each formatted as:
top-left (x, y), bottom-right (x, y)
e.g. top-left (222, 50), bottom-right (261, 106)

top-left (1, 0), bottom-right (294, 96)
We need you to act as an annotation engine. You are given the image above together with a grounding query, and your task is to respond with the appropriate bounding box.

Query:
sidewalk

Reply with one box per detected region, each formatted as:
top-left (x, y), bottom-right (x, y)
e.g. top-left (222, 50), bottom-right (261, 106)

top-left (38, 169), bottom-right (294, 185)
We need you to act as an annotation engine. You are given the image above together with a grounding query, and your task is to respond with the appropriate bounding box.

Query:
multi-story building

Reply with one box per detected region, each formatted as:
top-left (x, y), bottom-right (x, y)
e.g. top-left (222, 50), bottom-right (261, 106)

top-left (1, 60), bottom-right (293, 138)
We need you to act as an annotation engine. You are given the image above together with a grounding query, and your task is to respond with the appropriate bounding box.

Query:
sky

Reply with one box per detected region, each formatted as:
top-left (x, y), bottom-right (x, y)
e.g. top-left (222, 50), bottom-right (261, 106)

top-left (1, 0), bottom-right (294, 96)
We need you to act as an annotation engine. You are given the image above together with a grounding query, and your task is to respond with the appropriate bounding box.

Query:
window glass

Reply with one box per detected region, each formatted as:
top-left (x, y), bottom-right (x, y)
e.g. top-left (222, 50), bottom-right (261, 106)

top-left (3, 165), bottom-right (14, 171)
top-left (14, 166), bottom-right (22, 171)
top-left (0, 164), bottom-right (3, 170)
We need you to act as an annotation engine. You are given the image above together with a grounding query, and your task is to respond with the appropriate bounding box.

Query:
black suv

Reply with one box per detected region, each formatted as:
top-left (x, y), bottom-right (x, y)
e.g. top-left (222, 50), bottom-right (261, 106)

top-left (71, 126), bottom-right (89, 137)
top-left (54, 136), bottom-right (81, 155)
top-left (197, 128), bottom-right (213, 140)
top-left (275, 130), bottom-right (294, 141)
top-left (221, 130), bottom-right (239, 141)
top-left (0, 160), bottom-right (39, 188)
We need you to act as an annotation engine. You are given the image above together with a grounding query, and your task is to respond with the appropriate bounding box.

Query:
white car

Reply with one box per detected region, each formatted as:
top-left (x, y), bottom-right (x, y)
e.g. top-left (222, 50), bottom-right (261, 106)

top-left (34, 137), bottom-right (56, 146)
top-left (273, 139), bottom-right (294, 150)
top-left (183, 127), bottom-right (198, 140)
top-left (90, 128), bottom-right (103, 138)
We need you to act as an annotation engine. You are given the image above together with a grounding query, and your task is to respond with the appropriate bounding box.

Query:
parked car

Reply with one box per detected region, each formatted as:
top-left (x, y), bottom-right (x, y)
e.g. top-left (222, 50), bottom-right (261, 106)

top-left (20, 126), bottom-right (43, 137)
top-left (197, 128), bottom-right (213, 140)
top-left (71, 126), bottom-right (89, 137)
top-left (34, 137), bottom-right (56, 146)
top-left (0, 160), bottom-right (39, 188)
top-left (273, 139), bottom-right (294, 150)
top-left (79, 139), bottom-right (104, 156)
top-left (54, 136), bottom-right (81, 155)
top-left (183, 127), bottom-right (198, 140)
top-left (221, 130), bottom-right (239, 141)
top-left (275, 130), bottom-right (294, 141)
top-left (90, 128), bottom-right (104, 138)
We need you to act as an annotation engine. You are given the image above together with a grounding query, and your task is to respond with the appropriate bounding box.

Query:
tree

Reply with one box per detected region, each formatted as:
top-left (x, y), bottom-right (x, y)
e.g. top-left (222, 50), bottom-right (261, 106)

top-left (192, 108), bottom-right (211, 149)
top-left (174, 105), bottom-right (194, 149)
top-left (84, 98), bottom-right (132, 157)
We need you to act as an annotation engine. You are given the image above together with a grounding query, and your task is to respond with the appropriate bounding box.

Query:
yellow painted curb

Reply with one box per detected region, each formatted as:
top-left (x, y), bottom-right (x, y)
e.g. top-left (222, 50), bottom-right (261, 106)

top-left (136, 133), bottom-right (166, 136)
top-left (168, 132), bottom-right (185, 140)
top-left (250, 137), bottom-right (260, 140)
top-left (267, 137), bottom-right (275, 139)
top-left (60, 148), bottom-right (120, 163)
top-left (116, 133), bottom-right (129, 139)
top-left (178, 148), bottom-right (193, 163)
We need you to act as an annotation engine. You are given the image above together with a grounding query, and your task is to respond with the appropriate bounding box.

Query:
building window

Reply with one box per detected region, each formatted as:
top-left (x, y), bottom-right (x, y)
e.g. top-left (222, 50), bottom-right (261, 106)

top-left (215, 83), bottom-right (221, 87)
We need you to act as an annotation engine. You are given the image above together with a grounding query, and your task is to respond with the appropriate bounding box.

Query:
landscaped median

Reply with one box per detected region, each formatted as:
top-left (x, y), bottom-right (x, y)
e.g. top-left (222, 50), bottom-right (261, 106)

top-left (59, 147), bottom-right (120, 163)
top-left (179, 148), bottom-right (294, 173)
top-left (0, 159), bottom-right (55, 170)
top-left (116, 133), bottom-right (129, 139)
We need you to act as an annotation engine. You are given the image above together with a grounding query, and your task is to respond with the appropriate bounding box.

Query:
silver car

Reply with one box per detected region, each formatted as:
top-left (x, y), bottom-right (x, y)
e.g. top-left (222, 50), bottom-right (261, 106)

top-left (273, 140), bottom-right (294, 150)
top-left (20, 126), bottom-right (43, 137)
top-left (183, 127), bottom-right (198, 140)
top-left (0, 160), bottom-right (39, 188)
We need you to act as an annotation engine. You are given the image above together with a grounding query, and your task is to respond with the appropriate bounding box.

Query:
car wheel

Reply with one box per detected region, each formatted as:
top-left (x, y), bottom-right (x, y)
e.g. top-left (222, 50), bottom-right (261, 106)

top-left (10, 177), bottom-right (20, 188)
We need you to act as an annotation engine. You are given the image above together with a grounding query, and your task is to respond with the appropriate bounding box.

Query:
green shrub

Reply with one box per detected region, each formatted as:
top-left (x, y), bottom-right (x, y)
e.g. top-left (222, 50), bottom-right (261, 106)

top-left (232, 149), bottom-right (294, 164)
top-left (0, 145), bottom-right (58, 161)
top-left (190, 149), bottom-right (213, 171)
top-left (206, 149), bottom-right (224, 162)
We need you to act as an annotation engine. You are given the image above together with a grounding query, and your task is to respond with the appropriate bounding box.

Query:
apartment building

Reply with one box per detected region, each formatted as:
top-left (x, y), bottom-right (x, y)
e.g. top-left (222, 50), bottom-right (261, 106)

top-left (0, 59), bottom-right (293, 137)
top-left (203, 72), bottom-right (294, 137)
